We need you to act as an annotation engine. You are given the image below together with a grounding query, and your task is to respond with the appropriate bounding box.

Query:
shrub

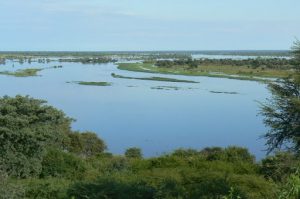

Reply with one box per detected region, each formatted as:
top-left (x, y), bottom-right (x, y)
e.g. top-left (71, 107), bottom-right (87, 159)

top-left (40, 148), bottom-right (86, 179)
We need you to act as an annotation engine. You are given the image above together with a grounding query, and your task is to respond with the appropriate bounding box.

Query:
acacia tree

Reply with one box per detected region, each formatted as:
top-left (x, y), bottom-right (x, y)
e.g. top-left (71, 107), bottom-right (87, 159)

top-left (260, 40), bottom-right (300, 153)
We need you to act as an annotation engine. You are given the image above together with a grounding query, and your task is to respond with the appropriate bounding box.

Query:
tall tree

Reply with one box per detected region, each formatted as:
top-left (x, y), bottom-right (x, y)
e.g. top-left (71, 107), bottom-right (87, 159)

top-left (260, 40), bottom-right (300, 153)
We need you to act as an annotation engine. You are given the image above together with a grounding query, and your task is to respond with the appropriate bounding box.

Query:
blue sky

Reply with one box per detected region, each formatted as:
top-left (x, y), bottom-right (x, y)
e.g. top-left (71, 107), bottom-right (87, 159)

top-left (0, 0), bottom-right (299, 51)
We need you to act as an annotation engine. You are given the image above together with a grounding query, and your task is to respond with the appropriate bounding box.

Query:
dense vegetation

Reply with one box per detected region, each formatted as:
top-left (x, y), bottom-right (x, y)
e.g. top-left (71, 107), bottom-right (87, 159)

top-left (155, 58), bottom-right (296, 70)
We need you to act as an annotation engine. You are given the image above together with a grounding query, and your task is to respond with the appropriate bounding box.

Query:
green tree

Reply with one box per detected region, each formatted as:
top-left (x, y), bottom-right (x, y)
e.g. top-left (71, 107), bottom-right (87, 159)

top-left (0, 95), bottom-right (72, 178)
top-left (225, 146), bottom-right (255, 163)
top-left (68, 131), bottom-right (107, 158)
top-left (260, 40), bottom-right (300, 152)
top-left (125, 147), bottom-right (142, 159)
top-left (260, 75), bottom-right (300, 152)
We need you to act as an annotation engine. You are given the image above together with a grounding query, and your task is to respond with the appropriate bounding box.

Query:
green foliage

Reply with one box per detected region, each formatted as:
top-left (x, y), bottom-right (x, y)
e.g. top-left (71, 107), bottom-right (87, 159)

top-left (0, 170), bottom-right (25, 199)
top-left (260, 152), bottom-right (299, 182)
top-left (68, 131), bottom-right (107, 158)
top-left (260, 75), bottom-right (300, 152)
top-left (279, 169), bottom-right (300, 199)
top-left (171, 148), bottom-right (199, 157)
top-left (259, 39), bottom-right (300, 153)
top-left (200, 146), bottom-right (255, 163)
top-left (0, 95), bottom-right (72, 178)
top-left (125, 147), bottom-right (143, 159)
top-left (68, 176), bottom-right (156, 199)
top-left (22, 178), bottom-right (71, 199)
top-left (40, 148), bottom-right (86, 179)
top-left (222, 187), bottom-right (241, 199)
top-left (229, 174), bottom-right (277, 199)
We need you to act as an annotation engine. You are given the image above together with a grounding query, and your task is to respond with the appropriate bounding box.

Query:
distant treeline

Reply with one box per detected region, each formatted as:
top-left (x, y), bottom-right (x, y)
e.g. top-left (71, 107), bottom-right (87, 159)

top-left (58, 57), bottom-right (117, 64)
top-left (192, 50), bottom-right (291, 57)
top-left (155, 58), bottom-right (297, 69)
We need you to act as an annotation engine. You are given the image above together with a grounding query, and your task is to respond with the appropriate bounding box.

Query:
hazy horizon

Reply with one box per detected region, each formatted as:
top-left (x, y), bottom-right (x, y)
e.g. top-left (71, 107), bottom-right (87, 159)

top-left (1, 0), bottom-right (299, 51)
top-left (0, 50), bottom-right (292, 53)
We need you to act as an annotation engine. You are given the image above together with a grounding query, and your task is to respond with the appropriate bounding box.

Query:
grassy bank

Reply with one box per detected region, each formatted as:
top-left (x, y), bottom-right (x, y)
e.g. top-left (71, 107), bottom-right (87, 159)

top-left (111, 73), bottom-right (199, 83)
top-left (117, 63), bottom-right (292, 81)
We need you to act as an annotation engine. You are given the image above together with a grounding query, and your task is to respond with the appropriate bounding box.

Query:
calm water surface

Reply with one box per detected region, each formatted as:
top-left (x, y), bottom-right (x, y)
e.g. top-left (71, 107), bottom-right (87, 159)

top-left (0, 60), bottom-right (270, 159)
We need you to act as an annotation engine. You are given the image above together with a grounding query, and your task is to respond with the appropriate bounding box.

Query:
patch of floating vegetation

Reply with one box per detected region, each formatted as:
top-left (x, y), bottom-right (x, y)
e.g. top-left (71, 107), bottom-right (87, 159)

top-left (69, 81), bottom-right (112, 86)
top-left (151, 86), bottom-right (181, 90)
top-left (52, 65), bottom-right (63, 68)
top-left (209, 91), bottom-right (239, 94)
top-left (111, 73), bottom-right (198, 83)
top-left (0, 68), bottom-right (43, 77)
top-left (127, 85), bottom-right (138, 88)
top-left (151, 86), bottom-right (197, 91)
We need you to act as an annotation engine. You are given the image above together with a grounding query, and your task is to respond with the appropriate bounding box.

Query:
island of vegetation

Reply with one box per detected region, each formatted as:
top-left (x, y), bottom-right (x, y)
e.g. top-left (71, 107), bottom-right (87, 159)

top-left (0, 66), bottom-right (63, 77)
top-left (0, 68), bottom-right (43, 77)
top-left (150, 86), bottom-right (195, 90)
top-left (117, 56), bottom-right (297, 81)
top-left (69, 81), bottom-right (112, 86)
top-left (210, 91), bottom-right (239, 95)
top-left (111, 73), bottom-right (199, 83)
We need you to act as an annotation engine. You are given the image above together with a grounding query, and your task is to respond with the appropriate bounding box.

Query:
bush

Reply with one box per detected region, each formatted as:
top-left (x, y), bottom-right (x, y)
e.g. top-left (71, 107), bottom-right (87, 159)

top-left (68, 131), bottom-right (107, 158)
top-left (125, 147), bottom-right (143, 159)
top-left (22, 178), bottom-right (71, 199)
top-left (67, 176), bottom-right (156, 199)
top-left (40, 149), bottom-right (86, 179)
top-left (0, 170), bottom-right (25, 199)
